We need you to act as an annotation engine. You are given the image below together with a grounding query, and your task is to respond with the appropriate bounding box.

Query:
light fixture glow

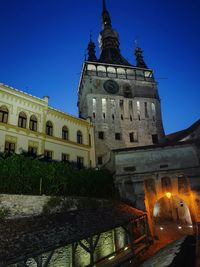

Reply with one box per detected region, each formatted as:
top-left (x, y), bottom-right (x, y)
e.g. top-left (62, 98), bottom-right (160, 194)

top-left (108, 256), bottom-right (115, 260)
top-left (178, 226), bottom-right (182, 229)
top-left (124, 246), bottom-right (128, 251)
top-left (189, 225), bottom-right (193, 228)
top-left (166, 192), bottom-right (172, 198)
top-left (160, 227), bottom-right (164, 230)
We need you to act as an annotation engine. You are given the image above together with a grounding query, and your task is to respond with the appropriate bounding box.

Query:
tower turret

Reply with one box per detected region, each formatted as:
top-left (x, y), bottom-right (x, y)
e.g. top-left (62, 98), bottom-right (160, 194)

top-left (87, 34), bottom-right (97, 62)
top-left (135, 47), bottom-right (148, 69)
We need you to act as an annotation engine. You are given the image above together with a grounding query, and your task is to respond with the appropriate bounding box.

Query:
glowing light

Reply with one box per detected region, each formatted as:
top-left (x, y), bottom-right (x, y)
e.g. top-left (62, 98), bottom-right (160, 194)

top-left (124, 246), bottom-right (128, 251)
top-left (166, 192), bottom-right (172, 198)
top-left (178, 226), bottom-right (182, 229)
top-left (108, 256), bottom-right (115, 260)
top-left (189, 225), bottom-right (193, 228)
top-left (160, 227), bottom-right (164, 230)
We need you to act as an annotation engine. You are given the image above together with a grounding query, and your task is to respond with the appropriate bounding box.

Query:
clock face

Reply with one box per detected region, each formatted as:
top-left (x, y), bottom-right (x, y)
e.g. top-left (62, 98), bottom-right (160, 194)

top-left (103, 80), bottom-right (119, 94)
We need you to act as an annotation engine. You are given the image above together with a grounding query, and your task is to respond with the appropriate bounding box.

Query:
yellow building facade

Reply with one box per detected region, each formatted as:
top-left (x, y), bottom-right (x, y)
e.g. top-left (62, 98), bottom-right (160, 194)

top-left (0, 83), bottom-right (96, 168)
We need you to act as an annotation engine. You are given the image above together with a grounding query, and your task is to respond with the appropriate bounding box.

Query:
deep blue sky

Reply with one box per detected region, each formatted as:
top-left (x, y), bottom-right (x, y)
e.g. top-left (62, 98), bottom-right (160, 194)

top-left (0, 0), bottom-right (199, 134)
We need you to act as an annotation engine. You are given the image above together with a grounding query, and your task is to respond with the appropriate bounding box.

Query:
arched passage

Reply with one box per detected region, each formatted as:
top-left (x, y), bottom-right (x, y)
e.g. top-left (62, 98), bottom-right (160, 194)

top-left (153, 195), bottom-right (192, 224)
top-left (153, 194), bottom-right (193, 242)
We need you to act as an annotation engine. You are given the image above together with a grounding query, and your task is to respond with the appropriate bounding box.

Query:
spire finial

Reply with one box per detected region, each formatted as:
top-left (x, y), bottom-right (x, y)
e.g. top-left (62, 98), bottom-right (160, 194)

top-left (103, 0), bottom-right (107, 11)
top-left (135, 47), bottom-right (148, 69)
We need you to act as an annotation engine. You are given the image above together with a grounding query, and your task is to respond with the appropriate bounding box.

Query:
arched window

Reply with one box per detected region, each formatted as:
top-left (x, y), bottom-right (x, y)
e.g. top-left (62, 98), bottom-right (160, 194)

top-left (0, 106), bottom-right (9, 123)
top-left (18, 112), bottom-right (27, 128)
top-left (77, 130), bottom-right (83, 144)
top-left (29, 115), bottom-right (37, 131)
top-left (62, 126), bottom-right (69, 140)
top-left (46, 121), bottom-right (53, 136)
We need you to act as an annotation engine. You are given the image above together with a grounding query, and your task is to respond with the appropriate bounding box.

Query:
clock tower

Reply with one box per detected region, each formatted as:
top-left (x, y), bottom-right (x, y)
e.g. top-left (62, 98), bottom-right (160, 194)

top-left (78, 0), bottom-right (165, 167)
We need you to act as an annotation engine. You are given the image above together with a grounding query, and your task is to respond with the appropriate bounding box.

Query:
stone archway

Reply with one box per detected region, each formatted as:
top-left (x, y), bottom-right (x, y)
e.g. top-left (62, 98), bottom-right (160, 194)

top-left (153, 195), bottom-right (192, 225)
top-left (152, 194), bottom-right (193, 242)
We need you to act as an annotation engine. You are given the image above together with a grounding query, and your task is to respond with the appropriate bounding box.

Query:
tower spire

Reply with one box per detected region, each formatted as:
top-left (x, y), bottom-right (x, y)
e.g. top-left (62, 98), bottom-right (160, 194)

top-left (102, 0), bottom-right (111, 29)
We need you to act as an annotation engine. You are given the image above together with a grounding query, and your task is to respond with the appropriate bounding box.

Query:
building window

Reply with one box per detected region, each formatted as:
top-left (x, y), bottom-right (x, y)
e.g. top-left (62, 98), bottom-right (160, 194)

top-left (152, 134), bottom-right (159, 144)
top-left (129, 132), bottom-right (138, 143)
top-left (62, 153), bottom-right (69, 162)
top-left (77, 130), bottom-right (83, 144)
top-left (28, 146), bottom-right (37, 156)
top-left (77, 156), bottom-right (84, 169)
top-left (4, 142), bottom-right (15, 154)
top-left (44, 150), bottom-right (53, 160)
top-left (18, 112), bottom-right (27, 128)
top-left (62, 126), bottom-right (68, 140)
top-left (0, 106), bottom-right (9, 123)
top-left (130, 115), bottom-right (133, 121)
top-left (98, 131), bottom-right (104, 140)
top-left (89, 134), bottom-right (91, 146)
top-left (46, 121), bottom-right (53, 136)
top-left (121, 114), bottom-right (124, 120)
top-left (29, 115), bottom-right (37, 131)
top-left (112, 114), bottom-right (115, 120)
top-left (98, 156), bottom-right (103, 165)
top-left (144, 102), bottom-right (149, 118)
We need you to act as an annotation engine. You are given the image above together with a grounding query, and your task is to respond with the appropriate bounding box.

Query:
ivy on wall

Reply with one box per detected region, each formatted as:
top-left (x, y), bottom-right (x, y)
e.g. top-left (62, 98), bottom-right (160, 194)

top-left (0, 153), bottom-right (115, 198)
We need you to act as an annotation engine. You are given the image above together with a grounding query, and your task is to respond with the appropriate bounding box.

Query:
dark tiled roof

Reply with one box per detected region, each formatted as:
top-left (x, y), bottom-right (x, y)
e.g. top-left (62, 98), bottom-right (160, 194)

top-left (0, 204), bottom-right (145, 266)
top-left (166, 119), bottom-right (200, 142)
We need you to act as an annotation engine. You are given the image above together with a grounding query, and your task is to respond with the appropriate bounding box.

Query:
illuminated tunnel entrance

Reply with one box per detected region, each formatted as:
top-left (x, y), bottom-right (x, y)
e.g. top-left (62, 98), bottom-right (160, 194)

top-left (153, 195), bottom-right (193, 241)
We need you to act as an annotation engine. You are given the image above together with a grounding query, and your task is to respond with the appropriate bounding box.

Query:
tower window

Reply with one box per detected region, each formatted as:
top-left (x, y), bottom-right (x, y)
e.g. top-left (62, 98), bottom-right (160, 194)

top-left (77, 131), bottom-right (83, 144)
top-left (115, 133), bottom-right (121, 140)
top-left (46, 121), bottom-right (53, 136)
top-left (29, 115), bottom-right (37, 132)
top-left (129, 100), bottom-right (133, 112)
top-left (121, 114), bottom-right (124, 120)
top-left (151, 103), bottom-right (156, 121)
top-left (18, 112), bottom-right (27, 128)
top-left (130, 115), bottom-right (133, 121)
top-left (112, 114), bottom-right (115, 120)
top-left (129, 132), bottom-right (138, 143)
top-left (137, 101), bottom-right (140, 120)
top-left (0, 106), bottom-right (9, 123)
top-left (119, 100), bottom-right (124, 110)
top-left (92, 98), bottom-right (96, 110)
top-left (144, 102), bottom-right (149, 118)
top-left (98, 131), bottom-right (104, 140)
top-left (93, 112), bottom-right (96, 119)
top-left (152, 134), bottom-right (159, 144)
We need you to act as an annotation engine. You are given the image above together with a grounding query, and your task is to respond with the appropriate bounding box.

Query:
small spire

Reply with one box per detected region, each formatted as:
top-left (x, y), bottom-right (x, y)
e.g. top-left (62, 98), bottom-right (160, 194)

top-left (135, 47), bottom-right (148, 69)
top-left (87, 34), bottom-right (97, 62)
